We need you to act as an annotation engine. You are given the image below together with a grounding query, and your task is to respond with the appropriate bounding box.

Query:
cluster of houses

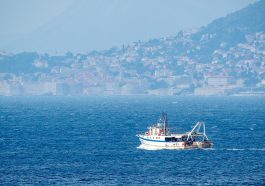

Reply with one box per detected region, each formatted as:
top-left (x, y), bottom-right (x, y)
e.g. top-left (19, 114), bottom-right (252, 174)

top-left (0, 31), bottom-right (265, 96)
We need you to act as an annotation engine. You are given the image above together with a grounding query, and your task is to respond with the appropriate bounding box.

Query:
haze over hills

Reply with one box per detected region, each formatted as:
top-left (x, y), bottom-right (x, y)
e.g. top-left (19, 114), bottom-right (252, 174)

top-left (1, 0), bottom-right (255, 53)
top-left (0, 0), bottom-right (265, 96)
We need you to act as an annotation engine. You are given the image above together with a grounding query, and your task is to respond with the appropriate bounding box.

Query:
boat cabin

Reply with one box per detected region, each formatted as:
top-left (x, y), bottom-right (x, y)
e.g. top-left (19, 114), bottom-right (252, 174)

top-left (146, 125), bottom-right (169, 136)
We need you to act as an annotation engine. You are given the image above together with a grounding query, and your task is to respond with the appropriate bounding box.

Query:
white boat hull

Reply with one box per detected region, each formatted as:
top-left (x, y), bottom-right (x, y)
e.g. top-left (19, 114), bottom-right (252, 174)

top-left (138, 135), bottom-right (213, 149)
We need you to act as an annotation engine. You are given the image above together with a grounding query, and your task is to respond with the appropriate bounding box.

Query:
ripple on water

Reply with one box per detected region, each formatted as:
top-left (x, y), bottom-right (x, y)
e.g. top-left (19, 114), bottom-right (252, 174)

top-left (0, 96), bottom-right (264, 185)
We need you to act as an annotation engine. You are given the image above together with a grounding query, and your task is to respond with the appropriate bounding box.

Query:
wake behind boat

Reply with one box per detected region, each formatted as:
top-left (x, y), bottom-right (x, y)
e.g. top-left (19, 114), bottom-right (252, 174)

top-left (136, 113), bottom-right (213, 149)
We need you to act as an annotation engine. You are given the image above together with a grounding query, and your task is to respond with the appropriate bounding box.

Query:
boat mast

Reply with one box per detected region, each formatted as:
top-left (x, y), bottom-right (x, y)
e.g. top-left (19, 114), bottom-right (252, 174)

top-left (162, 112), bottom-right (168, 135)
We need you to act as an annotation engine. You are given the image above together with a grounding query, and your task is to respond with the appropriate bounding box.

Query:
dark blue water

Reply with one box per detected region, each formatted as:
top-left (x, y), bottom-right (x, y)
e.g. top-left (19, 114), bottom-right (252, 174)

top-left (0, 96), bottom-right (264, 185)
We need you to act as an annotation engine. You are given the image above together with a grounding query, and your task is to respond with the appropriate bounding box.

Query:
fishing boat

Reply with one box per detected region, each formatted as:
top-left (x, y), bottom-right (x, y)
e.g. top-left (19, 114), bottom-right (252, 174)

top-left (136, 113), bottom-right (213, 149)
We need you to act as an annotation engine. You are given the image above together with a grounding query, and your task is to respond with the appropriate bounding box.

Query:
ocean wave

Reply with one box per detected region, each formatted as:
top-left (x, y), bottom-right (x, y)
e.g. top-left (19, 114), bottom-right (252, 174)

top-left (248, 148), bottom-right (265, 151)
top-left (202, 148), bottom-right (216, 151)
top-left (137, 145), bottom-right (216, 151)
top-left (225, 148), bottom-right (245, 151)
top-left (222, 148), bottom-right (265, 151)
top-left (137, 144), bottom-right (165, 151)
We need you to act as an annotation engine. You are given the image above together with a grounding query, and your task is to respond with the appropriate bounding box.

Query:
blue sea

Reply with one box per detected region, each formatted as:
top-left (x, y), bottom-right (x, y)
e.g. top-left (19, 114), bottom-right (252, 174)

top-left (0, 96), bottom-right (264, 185)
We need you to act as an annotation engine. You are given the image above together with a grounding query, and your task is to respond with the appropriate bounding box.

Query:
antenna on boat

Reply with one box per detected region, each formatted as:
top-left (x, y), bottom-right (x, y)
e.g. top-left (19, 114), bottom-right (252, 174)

top-left (161, 112), bottom-right (168, 135)
top-left (157, 112), bottom-right (168, 135)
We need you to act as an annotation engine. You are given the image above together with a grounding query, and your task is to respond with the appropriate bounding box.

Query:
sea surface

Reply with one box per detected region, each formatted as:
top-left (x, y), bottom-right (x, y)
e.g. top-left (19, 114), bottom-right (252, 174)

top-left (0, 96), bottom-right (264, 185)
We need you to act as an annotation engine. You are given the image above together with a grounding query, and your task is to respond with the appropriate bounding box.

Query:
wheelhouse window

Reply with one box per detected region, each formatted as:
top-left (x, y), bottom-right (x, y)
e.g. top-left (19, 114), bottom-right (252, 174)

top-left (165, 137), bottom-right (176, 142)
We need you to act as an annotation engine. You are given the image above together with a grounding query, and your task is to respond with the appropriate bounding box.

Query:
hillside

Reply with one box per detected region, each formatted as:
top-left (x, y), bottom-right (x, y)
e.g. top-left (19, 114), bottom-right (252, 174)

top-left (0, 0), bottom-right (265, 96)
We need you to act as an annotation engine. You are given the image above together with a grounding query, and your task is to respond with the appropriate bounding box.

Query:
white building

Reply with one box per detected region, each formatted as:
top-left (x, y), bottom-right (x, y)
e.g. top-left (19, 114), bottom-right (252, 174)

top-left (207, 76), bottom-right (235, 87)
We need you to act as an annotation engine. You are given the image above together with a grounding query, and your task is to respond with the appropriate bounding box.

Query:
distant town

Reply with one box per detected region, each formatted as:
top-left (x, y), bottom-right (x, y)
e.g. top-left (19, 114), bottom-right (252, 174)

top-left (0, 30), bottom-right (265, 96)
top-left (0, 1), bottom-right (265, 96)
top-left (1, 31), bottom-right (265, 96)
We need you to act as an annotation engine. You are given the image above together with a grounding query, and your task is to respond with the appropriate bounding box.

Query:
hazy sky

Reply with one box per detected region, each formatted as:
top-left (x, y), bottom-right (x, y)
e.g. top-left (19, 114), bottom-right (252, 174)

top-left (0, 0), bottom-right (256, 54)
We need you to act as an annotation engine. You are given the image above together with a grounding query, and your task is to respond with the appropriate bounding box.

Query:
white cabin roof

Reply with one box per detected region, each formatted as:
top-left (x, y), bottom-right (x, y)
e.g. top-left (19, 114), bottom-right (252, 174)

top-left (170, 134), bottom-right (187, 138)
